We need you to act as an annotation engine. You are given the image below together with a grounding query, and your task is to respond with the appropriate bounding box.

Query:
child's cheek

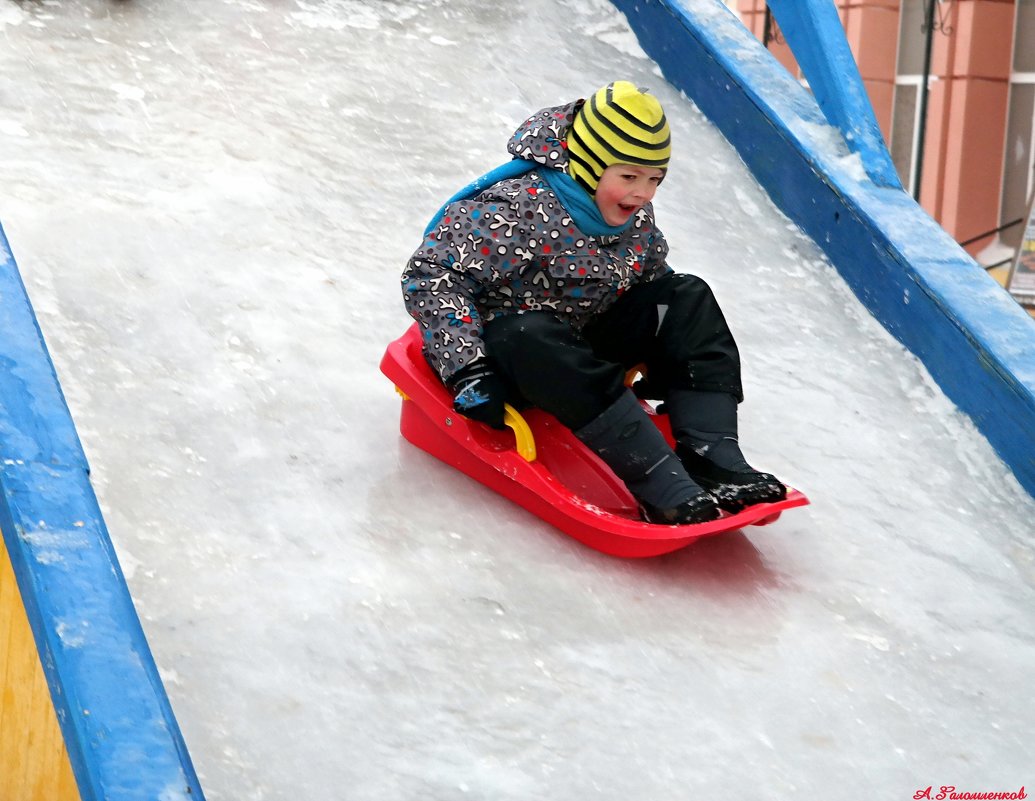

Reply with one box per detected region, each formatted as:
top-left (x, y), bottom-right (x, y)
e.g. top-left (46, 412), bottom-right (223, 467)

top-left (595, 187), bottom-right (619, 211)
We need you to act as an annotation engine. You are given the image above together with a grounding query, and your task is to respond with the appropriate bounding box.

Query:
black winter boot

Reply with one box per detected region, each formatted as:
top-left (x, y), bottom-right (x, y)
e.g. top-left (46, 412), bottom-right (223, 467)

top-left (575, 391), bottom-right (720, 525)
top-left (667, 390), bottom-right (787, 514)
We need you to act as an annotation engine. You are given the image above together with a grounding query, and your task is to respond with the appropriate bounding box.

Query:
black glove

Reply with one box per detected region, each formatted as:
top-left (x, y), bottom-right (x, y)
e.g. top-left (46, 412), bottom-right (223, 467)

top-left (631, 375), bottom-right (664, 401)
top-left (447, 362), bottom-right (507, 430)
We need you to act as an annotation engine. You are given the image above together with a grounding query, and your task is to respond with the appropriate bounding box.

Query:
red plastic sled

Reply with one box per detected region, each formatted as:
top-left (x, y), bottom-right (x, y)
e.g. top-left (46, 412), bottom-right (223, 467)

top-left (380, 325), bottom-right (809, 558)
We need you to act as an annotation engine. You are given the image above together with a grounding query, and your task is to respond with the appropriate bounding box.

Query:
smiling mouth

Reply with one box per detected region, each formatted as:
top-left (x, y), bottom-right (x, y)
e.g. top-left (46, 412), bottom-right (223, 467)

top-left (618, 204), bottom-right (637, 214)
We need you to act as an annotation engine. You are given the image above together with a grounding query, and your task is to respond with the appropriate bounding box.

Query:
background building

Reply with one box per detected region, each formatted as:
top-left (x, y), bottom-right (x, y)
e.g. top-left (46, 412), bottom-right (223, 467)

top-left (733, 0), bottom-right (1034, 291)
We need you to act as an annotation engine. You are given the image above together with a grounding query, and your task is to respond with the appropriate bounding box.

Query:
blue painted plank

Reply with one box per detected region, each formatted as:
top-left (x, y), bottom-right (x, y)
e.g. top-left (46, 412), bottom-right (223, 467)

top-left (609, 0), bottom-right (1035, 497)
top-left (767, 0), bottom-right (901, 188)
top-left (0, 221), bottom-right (206, 801)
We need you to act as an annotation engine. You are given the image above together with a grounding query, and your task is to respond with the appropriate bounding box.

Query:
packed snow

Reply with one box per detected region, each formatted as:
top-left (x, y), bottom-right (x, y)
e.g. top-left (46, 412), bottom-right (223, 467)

top-left (1, 0), bottom-right (1033, 799)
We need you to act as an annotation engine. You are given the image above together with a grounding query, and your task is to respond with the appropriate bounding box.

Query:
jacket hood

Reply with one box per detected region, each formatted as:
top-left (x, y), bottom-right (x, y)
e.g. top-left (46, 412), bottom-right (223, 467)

top-left (506, 100), bottom-right (582, 172)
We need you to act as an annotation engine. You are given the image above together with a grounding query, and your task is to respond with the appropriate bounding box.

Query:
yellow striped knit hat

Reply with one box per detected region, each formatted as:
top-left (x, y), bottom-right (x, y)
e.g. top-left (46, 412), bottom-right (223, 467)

top-left (566, 81), bottom-right (671, 195)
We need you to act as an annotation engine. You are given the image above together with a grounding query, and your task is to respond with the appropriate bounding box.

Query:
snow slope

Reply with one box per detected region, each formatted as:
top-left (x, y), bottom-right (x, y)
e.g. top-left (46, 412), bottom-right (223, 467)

top-left (1, 0), bottom-right (1033, 799)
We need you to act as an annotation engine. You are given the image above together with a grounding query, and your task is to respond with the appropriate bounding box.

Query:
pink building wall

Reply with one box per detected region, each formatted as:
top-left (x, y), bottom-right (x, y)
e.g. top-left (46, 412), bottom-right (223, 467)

top-left (926, 0), bottom-right (1013, 250)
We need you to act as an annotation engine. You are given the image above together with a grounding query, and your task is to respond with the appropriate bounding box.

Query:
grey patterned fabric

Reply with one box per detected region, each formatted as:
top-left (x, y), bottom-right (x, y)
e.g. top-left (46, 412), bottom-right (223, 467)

top-left (401, 100), bottom-right (673, 382)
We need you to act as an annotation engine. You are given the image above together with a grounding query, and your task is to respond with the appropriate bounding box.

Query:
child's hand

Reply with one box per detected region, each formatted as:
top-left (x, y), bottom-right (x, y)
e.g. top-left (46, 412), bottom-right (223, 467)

top-left (631, 375), bottom-right (664, 401)
top-left (447, 362), bottom-right (507, 430)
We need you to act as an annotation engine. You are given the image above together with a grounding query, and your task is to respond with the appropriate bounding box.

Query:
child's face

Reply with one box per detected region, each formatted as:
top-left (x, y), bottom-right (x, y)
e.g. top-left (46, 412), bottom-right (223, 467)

top-left (594, 164), bottom-right (665, 226)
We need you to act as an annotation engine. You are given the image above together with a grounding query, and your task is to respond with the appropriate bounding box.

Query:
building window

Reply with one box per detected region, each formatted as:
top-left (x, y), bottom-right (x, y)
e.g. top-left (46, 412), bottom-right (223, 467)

top-left (999, 0), bottom-right (1035, 250)
top-left (1015, 0), bottom-right (1035, 73)
top-left (891, 0), bottom-right (928, 195)
top-left (891, 80), bottom-right (922, 192)
top-left (1001, 84), bottom-right (1035, 249)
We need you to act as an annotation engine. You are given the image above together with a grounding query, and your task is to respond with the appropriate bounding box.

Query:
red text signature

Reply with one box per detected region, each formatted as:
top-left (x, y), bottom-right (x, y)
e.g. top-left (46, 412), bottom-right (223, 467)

top-left (914, 788), bottom-right (1027, 801)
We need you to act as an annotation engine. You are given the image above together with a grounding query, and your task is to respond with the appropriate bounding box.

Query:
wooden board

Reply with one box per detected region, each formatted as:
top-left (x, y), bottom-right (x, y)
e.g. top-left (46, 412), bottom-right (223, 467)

top-left (0, 532), bottom-right (80, 801)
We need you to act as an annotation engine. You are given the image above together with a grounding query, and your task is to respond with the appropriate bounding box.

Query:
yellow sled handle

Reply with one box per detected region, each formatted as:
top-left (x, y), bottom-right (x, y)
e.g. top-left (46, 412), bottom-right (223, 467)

top-left (504, 404), bottom-right (537, 462)
top-left (397, 385), bottom-right (536, 463)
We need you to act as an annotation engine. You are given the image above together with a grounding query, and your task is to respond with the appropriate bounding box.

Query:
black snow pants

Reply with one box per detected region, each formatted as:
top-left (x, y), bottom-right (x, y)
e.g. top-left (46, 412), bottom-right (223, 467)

top-left (481, 272), bottom-right (743, 430)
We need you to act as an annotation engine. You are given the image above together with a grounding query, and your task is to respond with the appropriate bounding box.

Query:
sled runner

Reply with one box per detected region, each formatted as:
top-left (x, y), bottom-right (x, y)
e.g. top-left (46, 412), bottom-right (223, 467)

top-left (380, 325), bottom-right (809, 558)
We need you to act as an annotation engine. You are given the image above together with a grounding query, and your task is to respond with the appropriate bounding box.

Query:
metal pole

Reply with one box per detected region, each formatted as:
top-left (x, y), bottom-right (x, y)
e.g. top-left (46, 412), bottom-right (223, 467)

top-left (913, 0), bottom-right (938, 202)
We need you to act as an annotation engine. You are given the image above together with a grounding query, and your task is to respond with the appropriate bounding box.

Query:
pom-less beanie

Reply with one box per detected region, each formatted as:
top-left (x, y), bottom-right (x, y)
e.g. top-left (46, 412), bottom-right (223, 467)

top-left (566, 81), bottom-right (671, 195)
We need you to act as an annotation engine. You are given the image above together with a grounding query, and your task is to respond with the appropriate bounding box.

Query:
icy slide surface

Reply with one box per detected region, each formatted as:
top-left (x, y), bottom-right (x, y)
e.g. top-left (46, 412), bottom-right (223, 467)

top-left (1, 1), bottom-right (1033, 798)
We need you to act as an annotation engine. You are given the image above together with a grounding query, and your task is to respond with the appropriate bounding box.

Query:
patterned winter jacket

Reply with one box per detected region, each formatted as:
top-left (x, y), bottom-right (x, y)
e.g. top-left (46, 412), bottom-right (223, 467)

top-left (401, 100), bottom-right (673, 383)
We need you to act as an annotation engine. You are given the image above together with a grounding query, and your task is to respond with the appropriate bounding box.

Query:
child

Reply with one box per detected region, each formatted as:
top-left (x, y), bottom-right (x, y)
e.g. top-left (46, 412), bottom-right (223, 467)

top-left (401, 81), bottom-right (786, 524)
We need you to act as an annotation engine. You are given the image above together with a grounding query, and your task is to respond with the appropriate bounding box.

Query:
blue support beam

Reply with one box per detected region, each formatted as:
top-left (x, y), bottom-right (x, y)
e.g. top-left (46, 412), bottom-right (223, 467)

top-left (766, 0), bottom-right (901, 188)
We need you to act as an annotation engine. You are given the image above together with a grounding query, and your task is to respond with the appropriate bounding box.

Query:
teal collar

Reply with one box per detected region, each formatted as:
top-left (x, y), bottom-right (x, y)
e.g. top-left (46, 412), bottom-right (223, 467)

top-left (538, 168), bottom-right (632, 238)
